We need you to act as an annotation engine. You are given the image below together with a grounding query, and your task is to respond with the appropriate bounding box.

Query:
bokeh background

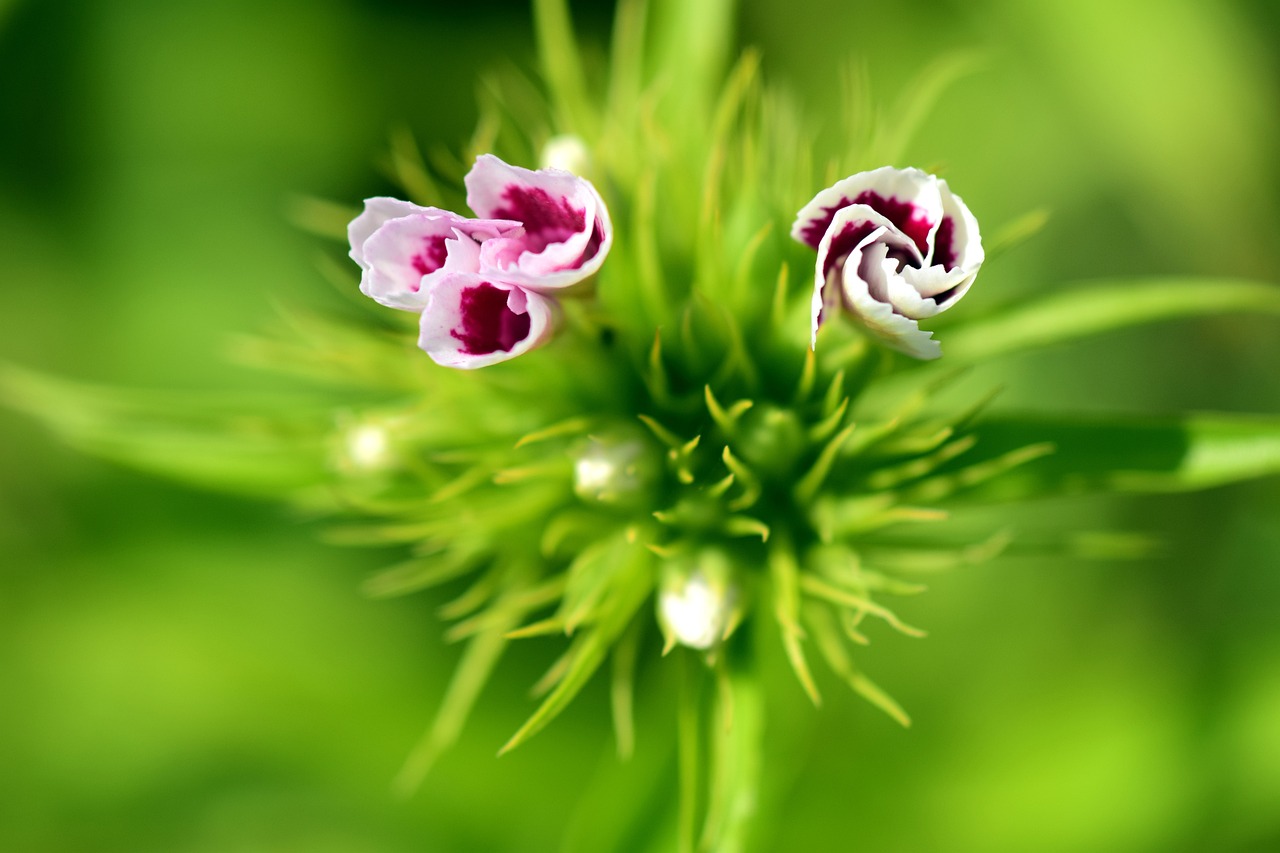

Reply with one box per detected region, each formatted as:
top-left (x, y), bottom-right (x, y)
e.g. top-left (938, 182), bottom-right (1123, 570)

top-left (2, 0), bottom-right (1279, 850)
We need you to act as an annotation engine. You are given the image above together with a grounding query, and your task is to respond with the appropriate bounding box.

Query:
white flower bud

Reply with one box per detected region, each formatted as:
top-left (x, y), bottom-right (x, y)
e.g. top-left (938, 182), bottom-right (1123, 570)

top-left (572, 431), bottom-right (659, 507)
top-left (658, 551), bottom-right (737, 651)
top-left (539, 134), bottom-right (592, 175)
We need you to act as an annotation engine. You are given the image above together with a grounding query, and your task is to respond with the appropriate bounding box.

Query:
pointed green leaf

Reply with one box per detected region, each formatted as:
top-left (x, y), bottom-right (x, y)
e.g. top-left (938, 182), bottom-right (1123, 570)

top-left (950, 411), bottom-right (1280, 500)
top-left (944, 278), bottom-right (1280, 364)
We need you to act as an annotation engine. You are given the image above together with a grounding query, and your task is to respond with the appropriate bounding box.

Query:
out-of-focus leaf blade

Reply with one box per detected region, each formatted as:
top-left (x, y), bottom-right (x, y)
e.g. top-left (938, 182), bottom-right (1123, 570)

top-left (951, 411), bottom-right (1280, 501)
top-left (943, 278), bottom-right (1280, 364)
top-left (0, 365), bottom-right (328, 496)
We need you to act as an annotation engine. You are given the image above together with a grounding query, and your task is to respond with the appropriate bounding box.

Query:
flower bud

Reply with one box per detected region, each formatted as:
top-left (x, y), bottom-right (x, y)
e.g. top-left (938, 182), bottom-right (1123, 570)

top-left (658, 550), bottom-right (738, 650)
top-left (539, 134), bottom-right (592, 175)
top-left (572, 427), bottom-right (662, 508)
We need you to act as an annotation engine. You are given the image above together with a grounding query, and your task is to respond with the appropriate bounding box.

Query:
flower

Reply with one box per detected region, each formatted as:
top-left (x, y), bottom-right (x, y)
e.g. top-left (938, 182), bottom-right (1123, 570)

top-left (348, 155), bottom-right (613, 368)
top-left (465, 154), bottom-right (612, 291)
top-left (417, 273), bottom-right (557, 369)
top-left (792, 166), bottom-right (983, 359)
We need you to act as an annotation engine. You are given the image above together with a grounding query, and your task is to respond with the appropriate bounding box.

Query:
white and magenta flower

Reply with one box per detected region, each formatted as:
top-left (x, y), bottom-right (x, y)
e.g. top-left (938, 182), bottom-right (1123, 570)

top-left (417, 273), bottom-right (557, 369)
top-left (465, 154), bottom-right (612, 291)
top-left (792, 166), bottom-right (983, 359)
top-left (348, 155), bottom-right (613, 369)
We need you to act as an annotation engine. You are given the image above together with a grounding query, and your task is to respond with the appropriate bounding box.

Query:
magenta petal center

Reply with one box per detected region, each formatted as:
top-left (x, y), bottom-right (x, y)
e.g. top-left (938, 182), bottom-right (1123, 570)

top-left (451, 282), bottom-right (531, 355)
top-left (493, 185), bottom-right (585, 253)
top-left (411, 235), bottom-right (450, 278)
top-left (853, 191), bottom-right (933, 257)
top-left (932, 216), bottom-right (957, 270)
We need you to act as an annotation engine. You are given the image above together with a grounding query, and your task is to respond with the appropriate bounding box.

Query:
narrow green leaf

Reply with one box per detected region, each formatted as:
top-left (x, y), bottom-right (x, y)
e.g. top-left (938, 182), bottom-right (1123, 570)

top-left (944, 278), bottom-right (1280, 364)
top-left (768, 535), bottom-right (821, 705)
top-left (807, 603), bottom-right (911, 727)
top-left (499, 548), bottom-right (652, 754)
top-left (951, 411), bottom-right (1280, 500)
top-left (532, 0), bottom-right (596, 135)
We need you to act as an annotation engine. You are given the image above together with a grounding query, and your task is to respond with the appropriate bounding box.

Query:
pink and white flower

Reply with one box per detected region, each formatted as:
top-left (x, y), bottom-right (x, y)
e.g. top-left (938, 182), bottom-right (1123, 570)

top-left (792, 166), bottom-right (983, 359)
top-left (465, 154), bottom-right (612, 291)
top-left (417, 273), bottom-right (557, 369)
top-left (348, 198), bottom-right (517, 311)
top-left (349, 155), bottom-right (613, 369)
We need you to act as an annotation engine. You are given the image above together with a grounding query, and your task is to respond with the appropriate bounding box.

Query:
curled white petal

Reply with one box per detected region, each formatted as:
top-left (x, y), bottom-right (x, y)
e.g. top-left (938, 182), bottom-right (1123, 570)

top-left (842, 244), bottom-right (941, 359)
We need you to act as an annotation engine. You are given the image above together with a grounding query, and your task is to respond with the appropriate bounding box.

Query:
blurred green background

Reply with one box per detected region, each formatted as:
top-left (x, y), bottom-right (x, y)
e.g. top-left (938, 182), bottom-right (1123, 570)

top-left (2, 0), bottom-right (1279, 850)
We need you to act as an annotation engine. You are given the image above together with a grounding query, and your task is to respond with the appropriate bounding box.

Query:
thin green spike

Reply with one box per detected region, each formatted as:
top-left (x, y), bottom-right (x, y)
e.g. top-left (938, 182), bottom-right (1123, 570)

top-left (392, 607), bottom-right (514, 797)
top-left (799, 574), bottom-right (927, 638)
top-left (705, 472), bottom-right (736, 499)
top-left (431, 465), bottom-right (492, 503)
top-left (505, 617), bottom-right (568, 640)
top-left (722, 515), bottom-right (770, 541)
top-left (438, 566), bottom-right (502, 622)
top-left (768, 534), bottom-right (821, 705)
top-left (771, 262), bottom-right (792, 336)
top-left (637, 413), bottom-right (685, 449)
top-left (499, 552), bottom-right (651, 755)
top-left (492, 459), bottom-right (571, 485)
top-left (386, 125), bottom-right (440, 205)
top-left (720, 446), bottom-right (761, 511)
top-left (515, 416), bottom-right (593, 448)
top-left (807, 397), bottom-right (849, 444)
top-left (730, 219), bottom-right (774, 314)
top-left (530, 648), bottom-right (573, 699)
top-left (361, 548), bottom-right (483, 599)
top-left (985, 208), bottom-right (1051, 261)
top-left (794, 422), bottom-right (857, 505)
top-left (793, 346), bottom-right (817, 405)
top-left (807, 603), bottom-right (910, 727)
top-left (906, 442), bottom-right (1055, 503)
top-left (446, 577), bottom-right (567, 642)
top-left (866, 434), bottom-right (979, 491)
top-left (645, 329), bottom-right (674, 406)
top-left (704, 385), bottom-right (754, 438)
top-left (822, 368), bottom-right (846, 418)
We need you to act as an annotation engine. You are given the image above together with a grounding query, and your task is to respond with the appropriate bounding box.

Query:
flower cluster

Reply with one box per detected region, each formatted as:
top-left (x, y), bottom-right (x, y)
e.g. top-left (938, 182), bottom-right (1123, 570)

top-left (793, 166), bottom-right (984, 359)
top-left (348, 154), bottom-right (612, 368)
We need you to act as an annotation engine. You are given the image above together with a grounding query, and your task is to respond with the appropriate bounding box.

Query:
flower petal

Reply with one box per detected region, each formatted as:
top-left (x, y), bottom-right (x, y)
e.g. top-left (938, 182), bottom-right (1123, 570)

top-left (465, 154), bottom-right (612, 291)
top-left (360, 217), bottom-right (481, 311)
top-left (841, 245), bottom-right (942, 359)
top-left (348, 197), bottom-right (439, 269)
top-left (792, 166), bottom-right (944, 257)
top-left (417, 274), bottom-right (556, 369)
top-left (931, 179), bottom-right (984, 273)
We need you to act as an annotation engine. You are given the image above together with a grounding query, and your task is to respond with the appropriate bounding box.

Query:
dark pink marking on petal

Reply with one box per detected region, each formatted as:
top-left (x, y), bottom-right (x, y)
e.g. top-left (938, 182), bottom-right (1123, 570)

top-left (823, 220), bottom-right (880, 281)
top-left (799, 199), bottom-right (849, 249)
top-left (492, 185), bottom-right (585, 253)
top-left (450, 282), bottom-right (531, 355)
top-left (853, 191), bottom-right (934, 257)
top-left (931, 216), bottom-right (957, 270)
top-left (411, 235), bottom-right (450, 280)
